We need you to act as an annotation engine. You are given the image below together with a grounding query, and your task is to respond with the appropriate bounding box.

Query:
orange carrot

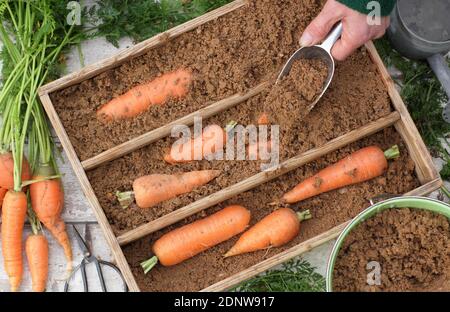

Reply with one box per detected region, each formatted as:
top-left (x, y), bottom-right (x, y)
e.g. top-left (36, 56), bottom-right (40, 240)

top-left (1, 190), bottom-right (27, 291)
top-left (0, 187), bottom-right (6, 209)
top-left (257, 112), bottom-right (269, 125)
top-left (97, 68), bottom-right (192, 122)
top-left (282, 145), bottom-right (400, 204)
top-left (141, 205), bottom-right (251, 272)
top-left (0, 152), bottom-right (31, 190)
top-left (26, 233), bottom-right (49, 292)
top-left (164, 124), bottom-right (227, 164)
top-left (117, 170), bottom-right (221, 209)
top-left (225, 208), bottom-right (311, 257)
top-left (30, 164), bottom-right (72, 270)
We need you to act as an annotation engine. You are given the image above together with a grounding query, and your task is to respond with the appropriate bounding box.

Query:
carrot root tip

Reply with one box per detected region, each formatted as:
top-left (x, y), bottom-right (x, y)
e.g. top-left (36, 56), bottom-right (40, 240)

top-left (296, 210), bottom-right (312, 222)
top-left (384, 145), bottom-right (400, 160)
top-left (116, 191), bottom-right (135, 209)
top-left (141, 256), bottom-right (158, 274)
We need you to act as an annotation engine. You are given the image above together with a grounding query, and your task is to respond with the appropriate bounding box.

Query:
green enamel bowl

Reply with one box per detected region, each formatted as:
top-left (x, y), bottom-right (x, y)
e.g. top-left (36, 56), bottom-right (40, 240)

top-left (326, 196), bottom-right (450, 292)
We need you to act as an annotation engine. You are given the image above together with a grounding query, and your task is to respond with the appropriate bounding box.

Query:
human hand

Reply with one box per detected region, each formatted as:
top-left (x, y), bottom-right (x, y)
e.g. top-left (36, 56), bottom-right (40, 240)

top-left (300, 0), bottom-right (390, 60)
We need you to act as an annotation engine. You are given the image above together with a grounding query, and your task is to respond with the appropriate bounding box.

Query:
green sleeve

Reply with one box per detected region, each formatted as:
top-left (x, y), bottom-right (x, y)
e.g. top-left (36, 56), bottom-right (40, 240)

top-left (337, 0), bottom-right (396, 16)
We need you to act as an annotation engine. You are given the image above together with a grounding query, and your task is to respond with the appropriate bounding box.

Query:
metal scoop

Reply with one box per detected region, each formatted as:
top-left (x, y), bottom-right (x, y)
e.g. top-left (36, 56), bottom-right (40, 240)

top-left (277, 22), bottom-right (343, 111)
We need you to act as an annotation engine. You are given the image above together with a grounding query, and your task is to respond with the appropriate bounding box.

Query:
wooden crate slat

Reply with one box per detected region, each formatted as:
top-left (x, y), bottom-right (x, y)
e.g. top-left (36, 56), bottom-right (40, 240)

top-left (201, 177), bottom-right (442, 292)
top-left (39, 94), bottom-right (140, 292)
top-left (82, 82), bottom-right (268, 170)
top-left (117, 111), bottom-right (401, 246)
top-left (38, 0), bottom-right (248, 95)
top-left (364, 42), bottom-right (438, 184)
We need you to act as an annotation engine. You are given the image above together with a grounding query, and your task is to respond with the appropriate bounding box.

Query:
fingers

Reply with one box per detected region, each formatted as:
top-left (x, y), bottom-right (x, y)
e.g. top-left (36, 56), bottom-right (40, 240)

top-left (300, 0), bottom-right (343, 46)
top-left (302, 0), bottom-right (391, 61)
top-left (331, 23), bottom-right (368, 61)
top-left (331, 16), bottom-right (389, 61)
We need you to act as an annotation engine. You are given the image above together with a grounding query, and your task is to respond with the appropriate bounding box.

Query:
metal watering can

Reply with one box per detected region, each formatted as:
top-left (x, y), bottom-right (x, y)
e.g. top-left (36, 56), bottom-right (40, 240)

top-left (387, 0), bottom-right (450, 122)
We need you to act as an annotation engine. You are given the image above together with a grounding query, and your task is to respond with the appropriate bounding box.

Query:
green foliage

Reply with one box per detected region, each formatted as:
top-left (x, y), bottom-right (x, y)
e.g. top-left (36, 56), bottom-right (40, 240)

top-left (232, 259), bottom-right (326, 292)
top-left (375, 38), bottom-right (450, 179)
top-left (0, 0), bottom-right (90, 82)
top-left (89, 0), bottom-right (232, 47)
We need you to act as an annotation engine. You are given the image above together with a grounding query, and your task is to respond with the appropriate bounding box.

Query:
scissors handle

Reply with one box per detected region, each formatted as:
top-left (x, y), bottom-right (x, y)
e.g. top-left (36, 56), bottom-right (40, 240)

top-left (98, 260), bottom-right (128, 292)
top-left (80, 260), bottom-right (88, 292)
top-left (93, 258), bottom-right (107, 292)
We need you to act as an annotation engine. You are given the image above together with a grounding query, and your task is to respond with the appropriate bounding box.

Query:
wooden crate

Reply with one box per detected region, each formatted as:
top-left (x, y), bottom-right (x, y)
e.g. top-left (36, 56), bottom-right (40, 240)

top-left (38, 0), bottom-right (441, 292)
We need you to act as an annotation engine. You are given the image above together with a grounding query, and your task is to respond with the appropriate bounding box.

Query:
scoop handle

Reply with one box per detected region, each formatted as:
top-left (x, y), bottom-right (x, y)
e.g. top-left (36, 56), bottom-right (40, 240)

top-left (319, 22), bottom-right (343, 53)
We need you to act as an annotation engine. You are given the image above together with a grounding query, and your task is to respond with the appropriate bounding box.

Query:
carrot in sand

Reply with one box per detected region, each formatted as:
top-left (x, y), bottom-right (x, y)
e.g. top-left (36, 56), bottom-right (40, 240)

top-left (117, 170), bottom-right (221, 209)
top-left (141, 205), bottom-right (251, 273)
top-left (225, 208), bottom-right (311, 257)
top-left (0, 152), bottom-right (31, 189)
top-left (164, 122), bottom-right (236, 164)
top-left (97, 68), bottom-right (192, 122)
top-left (282, 145), bottom-right (400, 204)
top-left (1, 190), bottom-right (27, 291)
top-left (257, 112), bottom-right (269, 125)
top-left (26, 210), bottom-right (49, 292)
top-left (30, 163), bottom-right (72, 270)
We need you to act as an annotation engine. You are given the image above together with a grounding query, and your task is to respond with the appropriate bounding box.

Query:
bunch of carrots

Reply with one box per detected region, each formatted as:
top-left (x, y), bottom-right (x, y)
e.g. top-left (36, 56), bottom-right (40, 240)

top-left (0, 0), bottom-right (75, 292)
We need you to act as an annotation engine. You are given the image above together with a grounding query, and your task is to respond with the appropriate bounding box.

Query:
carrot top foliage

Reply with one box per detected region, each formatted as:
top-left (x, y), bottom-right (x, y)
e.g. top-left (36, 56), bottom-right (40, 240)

top-left (89, 0), bottom-right (232, 47)
top-left (233, 259), bottom-right (325, 292)
top-left (375, 38), bottom-right (450, 181)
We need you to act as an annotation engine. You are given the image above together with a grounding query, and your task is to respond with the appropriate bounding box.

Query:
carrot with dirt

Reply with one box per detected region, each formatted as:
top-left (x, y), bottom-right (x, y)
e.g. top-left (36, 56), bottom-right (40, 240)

top-left (28, 105), bottom-right (72, 271)
top-left (30, 164), bottom-right (72, 270)
top-left (117, 170), bottom-right (221, 209)
top-left (97, 68), bottom-right (192, 122)
top-left (282, 145), bottom-right (400, 204)
top-left (225, 208), bottom-right (311, 257)
top-left (26, 209), bottom-right (49, 292)
top-left (164, 122), bottom-right (236, 164)
top-left (141, 205), bottom-right (251, 273)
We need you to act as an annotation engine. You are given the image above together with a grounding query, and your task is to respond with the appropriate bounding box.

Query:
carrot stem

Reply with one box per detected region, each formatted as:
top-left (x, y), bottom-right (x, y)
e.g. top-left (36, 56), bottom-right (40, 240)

top-left (116, 191), bottom-right (135, 209)
top-left (296, 210), bottom-right (312, 222)
top-left (440, 186), bottom-right (450, 200)
top-left (384, 145), bottom-right (400, 160)
top-left (141, 256), bottom-right (158, 274)
top-left (225, 120), bottom-right (238, 133)
top-left (21, 174), bottom-right (61, 188)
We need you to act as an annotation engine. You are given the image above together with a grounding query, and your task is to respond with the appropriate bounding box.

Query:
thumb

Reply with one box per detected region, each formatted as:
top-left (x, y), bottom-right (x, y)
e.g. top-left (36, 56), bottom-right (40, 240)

top-left (300, 3), bottom-right (342, 46)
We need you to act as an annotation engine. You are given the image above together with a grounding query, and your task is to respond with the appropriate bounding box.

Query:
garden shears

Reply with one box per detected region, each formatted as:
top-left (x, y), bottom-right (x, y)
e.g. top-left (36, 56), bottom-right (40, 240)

top-left (64, 225), bottom-right (128, 292)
